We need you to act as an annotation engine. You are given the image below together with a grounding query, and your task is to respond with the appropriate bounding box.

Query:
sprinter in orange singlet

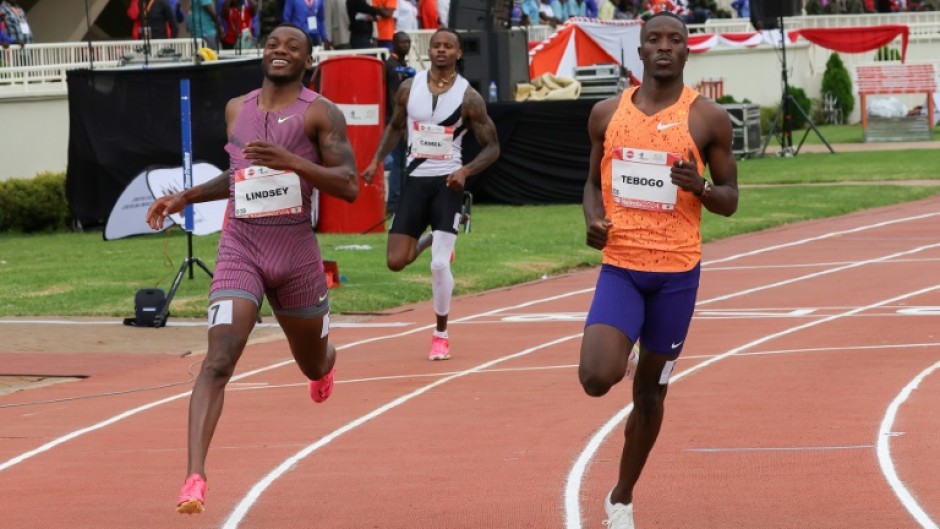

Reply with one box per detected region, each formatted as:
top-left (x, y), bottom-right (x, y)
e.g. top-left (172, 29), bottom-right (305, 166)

top-left (578, 11), bottom-right (739, 529)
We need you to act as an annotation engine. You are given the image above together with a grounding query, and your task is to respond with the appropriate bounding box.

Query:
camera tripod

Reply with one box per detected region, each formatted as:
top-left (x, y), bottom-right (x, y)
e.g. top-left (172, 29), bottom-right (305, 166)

top-left (760, 16), bottom-right (834, 157)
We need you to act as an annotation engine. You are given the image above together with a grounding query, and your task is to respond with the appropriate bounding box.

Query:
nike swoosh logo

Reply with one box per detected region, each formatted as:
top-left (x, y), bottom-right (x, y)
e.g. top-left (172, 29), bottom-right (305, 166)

top-left (318, 292), bottom-right (328, 303)
top-left (671, 341), bottom-right (684, 349)
top-left (657, 122), bottom-right (681, 131)
top-left (277, 115), bottom-right (296, 124)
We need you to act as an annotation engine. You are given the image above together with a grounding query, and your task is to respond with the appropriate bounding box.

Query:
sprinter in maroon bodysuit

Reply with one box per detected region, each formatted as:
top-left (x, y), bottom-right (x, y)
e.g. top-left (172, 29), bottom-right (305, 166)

top-left (145, 23), bottom-right (358, 514)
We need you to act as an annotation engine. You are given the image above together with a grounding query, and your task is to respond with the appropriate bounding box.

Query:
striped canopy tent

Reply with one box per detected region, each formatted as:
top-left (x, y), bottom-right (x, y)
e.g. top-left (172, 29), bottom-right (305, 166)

top-left (528, 19), bottom-right (644, 83)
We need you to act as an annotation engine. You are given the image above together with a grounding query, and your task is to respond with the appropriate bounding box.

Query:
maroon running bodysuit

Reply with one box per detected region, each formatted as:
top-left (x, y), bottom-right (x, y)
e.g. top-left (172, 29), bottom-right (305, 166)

top-left (209, 87), bottom-right (329, 317)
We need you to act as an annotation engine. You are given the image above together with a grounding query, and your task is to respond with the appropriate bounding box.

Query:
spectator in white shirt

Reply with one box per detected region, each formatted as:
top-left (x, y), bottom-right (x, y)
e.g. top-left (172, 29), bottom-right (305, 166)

top-left (396, 0), bottom-right (418, 30)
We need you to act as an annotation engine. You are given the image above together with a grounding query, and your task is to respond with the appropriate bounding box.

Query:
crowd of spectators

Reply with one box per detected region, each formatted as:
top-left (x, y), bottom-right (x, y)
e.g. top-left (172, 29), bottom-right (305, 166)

top-left (514, 0), bottom-right (719, 28)
top-left (0, 0), bottom-right (32, 49)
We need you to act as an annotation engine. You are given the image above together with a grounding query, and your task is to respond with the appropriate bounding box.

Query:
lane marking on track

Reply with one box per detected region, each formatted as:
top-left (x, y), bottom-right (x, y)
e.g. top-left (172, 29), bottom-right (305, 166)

top-left (877, 360), bottom-right (940, 529)
top-left (687, 445), bottom-right (874, 453)
top-left (564, 283), bottom-right (940, 529)
top-left (703, 212), bottom-right (939, 267)
top-left (223, 341), bottom-right (940, 392)
top-left (1, 213), bottom-right (936, 483)
top-left (0, 288), bottom-right (593, 472)
top-left (220, 333), bottom-right (584, 529)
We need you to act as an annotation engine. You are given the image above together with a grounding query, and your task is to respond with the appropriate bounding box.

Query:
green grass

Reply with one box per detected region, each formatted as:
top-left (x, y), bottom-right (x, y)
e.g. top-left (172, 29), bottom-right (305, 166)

top-left (733, 149), bottom-right (940, 184)
top-left (2, 148), bottom-right (939, 318)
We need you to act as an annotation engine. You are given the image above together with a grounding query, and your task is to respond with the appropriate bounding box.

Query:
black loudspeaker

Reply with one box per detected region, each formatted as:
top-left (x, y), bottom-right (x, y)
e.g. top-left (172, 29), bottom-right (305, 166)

top-left (748, 0), bottom-right (801, 29)
top-left (124, 288), bottom-right (168, 327)
top-left (461, 29), bottom-right (529, 101)
top-left (449, 0), bottom-right (512, 30)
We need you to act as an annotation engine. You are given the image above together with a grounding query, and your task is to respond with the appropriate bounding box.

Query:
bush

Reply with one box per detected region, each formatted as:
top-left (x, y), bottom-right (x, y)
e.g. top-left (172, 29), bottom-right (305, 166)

top-left (821, 52), bottom-right (854, 122)
top-left (875, 46), bottom-right (901, 61)
top-left (0, 172), bottom-right (71, 233)
top-left (805, 0), bottom-right (824, 13)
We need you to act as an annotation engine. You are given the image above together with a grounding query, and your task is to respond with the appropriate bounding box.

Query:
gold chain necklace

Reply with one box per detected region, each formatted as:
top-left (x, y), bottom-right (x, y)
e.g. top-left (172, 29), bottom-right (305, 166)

top-left (429, 71), bottom-right (456, 88)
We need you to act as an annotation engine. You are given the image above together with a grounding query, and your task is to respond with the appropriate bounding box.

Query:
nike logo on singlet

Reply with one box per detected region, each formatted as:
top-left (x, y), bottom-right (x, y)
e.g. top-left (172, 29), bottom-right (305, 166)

top-left (278, 115), bottom-right (296, 124)
top-left (657, 122), bottom-right (681, 131)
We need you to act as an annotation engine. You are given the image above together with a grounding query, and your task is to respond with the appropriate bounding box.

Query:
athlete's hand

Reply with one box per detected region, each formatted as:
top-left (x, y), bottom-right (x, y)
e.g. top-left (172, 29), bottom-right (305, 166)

top-left (446, 168), bottom-right (468, 191)
top-left (670, 147), bottom-right (702, 194)
top-left (243, 141), bottom-right (300, 171)
top-left (146, 193), bottom-right (186, 230)
top-left (361, 160), bottom-right (379, 185)
top-left (586, 218), bottom-right (612, 250)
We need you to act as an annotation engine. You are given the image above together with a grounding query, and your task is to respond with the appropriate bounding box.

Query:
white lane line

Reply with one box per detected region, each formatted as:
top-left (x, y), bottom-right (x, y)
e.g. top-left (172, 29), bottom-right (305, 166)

top-left (703, 212), bottom-right (940, 266)
top-left (0, 288), bottom-right (592, 472)
top-left (564, 283), bottom-right (940, 529)
top-left (0, 213), bottom-right (935, 479)
top-left (877, 360), bottom-right (940, 529)
top-left (220, 333), bottom-right (583, 529)
top-left (697, 243), bottom-right (940, 307)
top-left (0, 320), bottom-right (411, 328)
top-left (708, 256), bottom-right (940, 272)
top-left (687, 445), bottom-right (873, 453)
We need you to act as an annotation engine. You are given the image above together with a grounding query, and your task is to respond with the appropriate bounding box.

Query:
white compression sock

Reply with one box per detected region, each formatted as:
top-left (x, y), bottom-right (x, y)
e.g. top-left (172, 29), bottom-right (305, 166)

top-left (430, 230), bottom-right (457, 317)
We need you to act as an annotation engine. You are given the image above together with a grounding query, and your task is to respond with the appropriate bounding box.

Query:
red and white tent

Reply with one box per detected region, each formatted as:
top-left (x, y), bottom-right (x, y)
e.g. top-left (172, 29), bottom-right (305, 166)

top-left (529, 19), bottom-right (644, 83)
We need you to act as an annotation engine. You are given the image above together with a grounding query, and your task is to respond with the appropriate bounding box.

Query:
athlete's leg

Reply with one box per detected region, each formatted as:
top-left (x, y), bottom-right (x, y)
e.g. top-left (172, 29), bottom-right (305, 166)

top-left (610, 264), bottom-right (699, 506)
top-left (430, 230), bottom-right (457, 332)
top-left (387, 233), bottom-right (423, 271)
top-left (277, 311), bottom-right (334, 382)
top-left (610, 346), bottom-right (678, 506)
top-left (579, 323), bottom-right (632, 396)
top-left (186, 296), bottom-right (258, 480)
top-left (387, 176), bottom-right (439, 271)
top-left (579, 265), bottom-right (643, 396)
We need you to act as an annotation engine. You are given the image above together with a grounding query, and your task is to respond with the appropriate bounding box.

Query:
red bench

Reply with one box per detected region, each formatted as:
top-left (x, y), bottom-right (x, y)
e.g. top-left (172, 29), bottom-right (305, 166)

top-left (857, 64), bottom-right (936, 141)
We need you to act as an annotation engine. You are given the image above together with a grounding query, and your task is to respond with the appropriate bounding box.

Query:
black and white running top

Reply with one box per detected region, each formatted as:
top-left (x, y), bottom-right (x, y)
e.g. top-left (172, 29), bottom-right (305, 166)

top-left (405, 70), bottom-right (469, 178)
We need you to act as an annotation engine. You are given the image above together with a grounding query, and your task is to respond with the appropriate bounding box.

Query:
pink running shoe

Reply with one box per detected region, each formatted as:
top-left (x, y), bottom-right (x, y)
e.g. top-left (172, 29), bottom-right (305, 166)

top-left (309, 367), bottom-right (335, 403)
top-left (176, 473), bottom-right (206, 514)
top-left (428, 335), bottom-right (451, 361)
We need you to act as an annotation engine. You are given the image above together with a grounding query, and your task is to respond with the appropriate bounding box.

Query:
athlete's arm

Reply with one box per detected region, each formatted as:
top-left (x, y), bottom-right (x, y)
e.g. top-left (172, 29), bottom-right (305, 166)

top-left (145, 96), bottom-right (244, 230)
top-left (583, 96), bottom-right (617, 250)
top-left (362, 79), bottom-right (412, 184)
top-left (688, 98), bottom-right (738, 217)
top-left (446, 88), bottom-right (500, 191)
top-left (241, 97), bottom-right (359, 203)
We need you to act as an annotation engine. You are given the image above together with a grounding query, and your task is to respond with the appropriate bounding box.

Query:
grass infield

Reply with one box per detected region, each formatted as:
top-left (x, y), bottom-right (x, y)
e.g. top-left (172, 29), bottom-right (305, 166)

top-left (1, 145), bottom-right (938, 318)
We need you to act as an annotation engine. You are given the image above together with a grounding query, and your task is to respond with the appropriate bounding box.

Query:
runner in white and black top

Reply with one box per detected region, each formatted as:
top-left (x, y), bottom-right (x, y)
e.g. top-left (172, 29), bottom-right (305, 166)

top-left (363, 28), bottom-right (500, 362)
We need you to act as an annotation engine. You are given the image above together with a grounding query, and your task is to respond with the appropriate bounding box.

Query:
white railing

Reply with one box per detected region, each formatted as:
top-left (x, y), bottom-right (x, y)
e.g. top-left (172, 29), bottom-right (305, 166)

top-left (690, 11), bottom-right (940, 33)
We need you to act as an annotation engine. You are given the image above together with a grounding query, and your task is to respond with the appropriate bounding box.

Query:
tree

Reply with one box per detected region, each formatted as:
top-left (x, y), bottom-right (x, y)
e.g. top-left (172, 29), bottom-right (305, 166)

top-left (821, 52), bottom-right (854, 122)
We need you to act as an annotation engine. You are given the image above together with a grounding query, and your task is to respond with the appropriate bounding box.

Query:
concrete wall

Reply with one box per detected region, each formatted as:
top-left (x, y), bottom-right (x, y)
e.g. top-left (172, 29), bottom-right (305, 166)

top-left (0, 93), bottom-right (68, 180)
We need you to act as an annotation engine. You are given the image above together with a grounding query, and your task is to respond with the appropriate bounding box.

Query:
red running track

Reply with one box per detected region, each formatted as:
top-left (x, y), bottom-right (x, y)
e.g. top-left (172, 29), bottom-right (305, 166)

top-left (1, 197), bottom-right (939, 529)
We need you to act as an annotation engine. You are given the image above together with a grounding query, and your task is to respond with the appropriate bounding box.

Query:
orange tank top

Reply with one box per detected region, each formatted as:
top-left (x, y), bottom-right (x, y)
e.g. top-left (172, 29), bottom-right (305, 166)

top-left (600, 85), bottom-right (704, 272)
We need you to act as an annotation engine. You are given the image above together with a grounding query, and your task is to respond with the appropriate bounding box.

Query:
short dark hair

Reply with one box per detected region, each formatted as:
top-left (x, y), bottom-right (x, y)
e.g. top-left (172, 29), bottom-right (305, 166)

top-left (269, 23), bottom-right (315, 55)
top-left (642, 11), bottom-right (689, 37)
top-left (432, 27), bottom-right (463, 50)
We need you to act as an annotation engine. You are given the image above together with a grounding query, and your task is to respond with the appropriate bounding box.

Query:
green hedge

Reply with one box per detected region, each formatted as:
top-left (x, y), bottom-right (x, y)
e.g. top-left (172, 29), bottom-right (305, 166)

top-left (0, 172), bottom-right (71, 233)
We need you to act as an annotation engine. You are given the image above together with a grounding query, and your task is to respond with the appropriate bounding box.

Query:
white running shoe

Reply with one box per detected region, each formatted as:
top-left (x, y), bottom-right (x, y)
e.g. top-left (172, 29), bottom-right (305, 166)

top-left (603, 490), bottom-right (635, 529)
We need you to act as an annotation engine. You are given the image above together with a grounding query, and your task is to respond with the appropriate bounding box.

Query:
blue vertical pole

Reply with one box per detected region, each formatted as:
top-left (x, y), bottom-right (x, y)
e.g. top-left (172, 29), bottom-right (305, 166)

top-left (180, 78), bottom-right (194, 232)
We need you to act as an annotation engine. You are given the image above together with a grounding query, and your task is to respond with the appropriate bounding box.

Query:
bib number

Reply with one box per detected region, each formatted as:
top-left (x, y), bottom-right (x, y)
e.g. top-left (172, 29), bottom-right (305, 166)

top-left (233, 166), bottom-right (303, 218)
top-left (412, 122), bottom-right (454, 159)
top-left (610, 148), bottom-right (681, 211)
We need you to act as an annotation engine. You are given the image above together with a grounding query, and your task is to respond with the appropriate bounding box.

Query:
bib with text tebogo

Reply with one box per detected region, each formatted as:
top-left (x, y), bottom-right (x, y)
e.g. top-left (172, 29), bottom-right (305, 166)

top-left (610, 148), bottom-right (682, 211)
top-left (233, 166), bottom-right (303, 218)
top-left (412, 123), bottom-right (454, 159)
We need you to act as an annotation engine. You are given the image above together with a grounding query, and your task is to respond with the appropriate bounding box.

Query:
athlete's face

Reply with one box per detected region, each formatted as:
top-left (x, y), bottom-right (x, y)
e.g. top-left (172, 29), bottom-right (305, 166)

top-left (262, 27), bottom-right (313, 84)
top-left (428, 32), bottom-right (461, 69)
top-left (638, 16), bottom-right (689, 82)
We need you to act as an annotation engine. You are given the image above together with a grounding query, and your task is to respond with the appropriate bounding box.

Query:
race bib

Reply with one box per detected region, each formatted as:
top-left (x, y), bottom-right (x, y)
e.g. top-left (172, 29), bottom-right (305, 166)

top-left (610, 148), bottom-right (682, 211)
top-left (233, 166), bottom-right (303, 218)
top-left (412, 122), bottom-right (454, 159)
top-left (307, 16), bottom-right (318, 31)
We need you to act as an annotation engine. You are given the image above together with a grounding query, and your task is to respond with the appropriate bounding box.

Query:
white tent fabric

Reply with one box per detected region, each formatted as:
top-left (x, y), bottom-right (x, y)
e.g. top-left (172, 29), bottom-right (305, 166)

top-left (104, 163), bottom-right (226, 240)
top-left (528, 19), bottom-right (644, 82)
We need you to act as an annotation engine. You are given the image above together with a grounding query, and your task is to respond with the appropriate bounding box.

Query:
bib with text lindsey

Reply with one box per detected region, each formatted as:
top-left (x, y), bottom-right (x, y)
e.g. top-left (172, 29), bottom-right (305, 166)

top-left (610, 147), bottom-right (682, 211)
top-left (412, 122), bottom-right (454, 159)
top-left (233, 166), bottom-right (303, 218)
